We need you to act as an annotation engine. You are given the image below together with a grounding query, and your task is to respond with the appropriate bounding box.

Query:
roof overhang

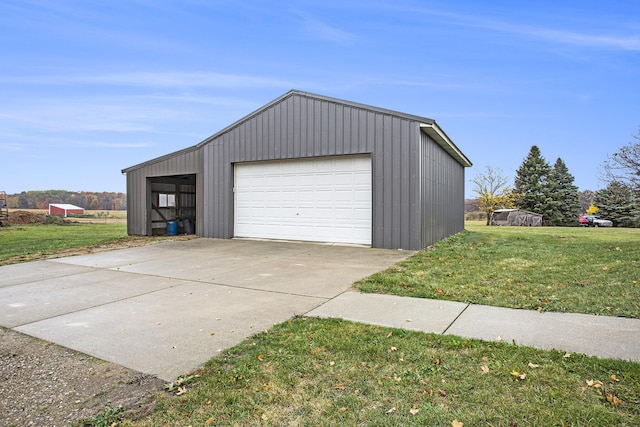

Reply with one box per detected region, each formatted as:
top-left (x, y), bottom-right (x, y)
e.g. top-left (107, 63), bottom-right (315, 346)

top-left (420, 123), bottom-right (472, 167)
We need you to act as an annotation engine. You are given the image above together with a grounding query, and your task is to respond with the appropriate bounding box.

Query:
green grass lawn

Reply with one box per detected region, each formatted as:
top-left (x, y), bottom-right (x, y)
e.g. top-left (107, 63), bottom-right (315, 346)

top-left (0, 222), bottom-right (151, 266)
top-left (357, 222), bottom-right (640, 318)
top-left (121, 318), bottom-right (640, 426)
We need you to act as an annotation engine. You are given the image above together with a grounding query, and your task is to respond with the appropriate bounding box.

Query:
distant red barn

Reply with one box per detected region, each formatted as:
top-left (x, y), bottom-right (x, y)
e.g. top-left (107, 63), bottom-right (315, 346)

top-left (49, 203), bottom-right (85, 217)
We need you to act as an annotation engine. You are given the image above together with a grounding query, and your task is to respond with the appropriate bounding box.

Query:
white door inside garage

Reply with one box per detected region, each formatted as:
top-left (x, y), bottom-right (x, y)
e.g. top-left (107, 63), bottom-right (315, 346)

top-left (234, 155), bottom-right (372, 245)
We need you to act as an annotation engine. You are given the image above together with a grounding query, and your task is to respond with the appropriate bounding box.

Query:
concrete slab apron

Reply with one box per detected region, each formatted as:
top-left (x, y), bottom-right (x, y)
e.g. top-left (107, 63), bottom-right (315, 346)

top-left (1, 239), bottom-right (412, 382)
top-left (307, 292), bottom-right (469, 333)
top-left (447, 305), bottom-right (640, 362)
top-left (16, 282), bottom-right (324, 382)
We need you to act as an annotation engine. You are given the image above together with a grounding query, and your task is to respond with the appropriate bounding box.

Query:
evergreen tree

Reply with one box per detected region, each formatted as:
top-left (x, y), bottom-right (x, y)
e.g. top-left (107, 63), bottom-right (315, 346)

top-left (514, 146), bottom-right (556, 223)
top-left (548, 158), bottom-right (581, 226)
top-left (593, 181), bottom-right (639, 227)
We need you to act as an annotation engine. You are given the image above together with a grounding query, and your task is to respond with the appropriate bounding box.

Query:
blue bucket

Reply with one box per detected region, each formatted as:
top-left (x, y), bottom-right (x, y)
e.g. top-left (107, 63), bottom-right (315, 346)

top-left (166, 220), bottom-right (178, 236)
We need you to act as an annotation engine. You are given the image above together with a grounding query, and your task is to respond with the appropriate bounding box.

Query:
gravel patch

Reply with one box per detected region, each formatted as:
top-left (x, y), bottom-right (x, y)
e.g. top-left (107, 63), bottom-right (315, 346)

top-left (0, 327), bottom-right (165, 426)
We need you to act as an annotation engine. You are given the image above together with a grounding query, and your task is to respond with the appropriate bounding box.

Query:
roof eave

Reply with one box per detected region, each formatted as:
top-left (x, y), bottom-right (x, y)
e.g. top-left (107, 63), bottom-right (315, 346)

top-left (419, 123), bottom-right (472, 167)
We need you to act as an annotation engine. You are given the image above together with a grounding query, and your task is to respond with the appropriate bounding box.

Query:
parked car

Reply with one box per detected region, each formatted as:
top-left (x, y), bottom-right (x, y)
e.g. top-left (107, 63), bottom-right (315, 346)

top-left (579, 215), bottom-right (589, 226)
top-left (583, 215), bottom-right (613, 227)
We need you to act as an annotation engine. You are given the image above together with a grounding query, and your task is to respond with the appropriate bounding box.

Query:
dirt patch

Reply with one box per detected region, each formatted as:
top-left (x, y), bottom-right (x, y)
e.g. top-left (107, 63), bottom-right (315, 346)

top-left (0, 328), bottom-right (167, 426)
top-left (5, 210), bottom-right (127, 226)
top-left (6, 210), bottom-right (49, 225)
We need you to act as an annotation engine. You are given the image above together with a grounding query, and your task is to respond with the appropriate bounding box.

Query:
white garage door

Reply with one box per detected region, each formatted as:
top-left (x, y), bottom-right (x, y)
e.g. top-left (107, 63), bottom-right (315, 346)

top-left (235, 156), bottom-right (372, 245)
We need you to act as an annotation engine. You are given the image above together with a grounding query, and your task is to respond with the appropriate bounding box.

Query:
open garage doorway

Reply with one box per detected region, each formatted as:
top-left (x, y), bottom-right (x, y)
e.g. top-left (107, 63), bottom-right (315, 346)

top-left (147, 174), bottom-right (197, 235)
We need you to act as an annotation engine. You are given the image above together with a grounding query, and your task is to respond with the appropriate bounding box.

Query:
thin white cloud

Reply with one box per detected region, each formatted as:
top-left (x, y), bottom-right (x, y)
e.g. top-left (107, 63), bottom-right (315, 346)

top-left (525, 27), bottom-right (640, 50)
top-left (0, 71), bottom-right (300, 89)
top-left (0, 142), bottom-right (25, 152)
top-left (408, 6), bottom-right (640, 51)
top-left (294, 11), bottom-right (358, 45)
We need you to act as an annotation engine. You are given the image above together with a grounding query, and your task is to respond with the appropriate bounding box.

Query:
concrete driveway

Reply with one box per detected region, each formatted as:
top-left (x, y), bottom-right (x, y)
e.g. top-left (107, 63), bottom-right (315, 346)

top-left (0, 239), bottom-right (411, 381)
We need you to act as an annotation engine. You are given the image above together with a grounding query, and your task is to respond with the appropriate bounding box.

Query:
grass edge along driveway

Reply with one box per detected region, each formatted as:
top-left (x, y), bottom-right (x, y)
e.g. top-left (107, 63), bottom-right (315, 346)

top-left (122, 318), bottom-right (640, 426)
top-left (357, 222), bottom-right (640, 319)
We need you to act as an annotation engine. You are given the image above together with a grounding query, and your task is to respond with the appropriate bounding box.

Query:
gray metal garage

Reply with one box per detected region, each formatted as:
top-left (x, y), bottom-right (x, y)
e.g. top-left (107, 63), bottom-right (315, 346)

top-left (122, 90), bottom-right (472, 250)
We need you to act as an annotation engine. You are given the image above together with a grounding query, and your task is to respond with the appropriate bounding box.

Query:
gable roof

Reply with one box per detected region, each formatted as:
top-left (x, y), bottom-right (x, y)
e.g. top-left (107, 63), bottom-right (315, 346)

top-left (123, 89), bottom-right (471, 173)
top-left (49, 203), bottom-right (84, 211)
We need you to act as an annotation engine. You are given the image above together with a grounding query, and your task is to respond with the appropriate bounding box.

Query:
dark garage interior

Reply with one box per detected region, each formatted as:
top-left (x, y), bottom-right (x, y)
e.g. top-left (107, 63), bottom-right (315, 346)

top-left (147, 174), bottom-right (196, 235)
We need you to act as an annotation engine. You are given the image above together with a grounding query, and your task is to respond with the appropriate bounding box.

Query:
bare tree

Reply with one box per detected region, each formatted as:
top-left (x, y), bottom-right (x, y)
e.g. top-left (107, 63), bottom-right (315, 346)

top-left (602, 130), bottom-right (640, 190)
top-left (471, 166), bottom-right (514, 225)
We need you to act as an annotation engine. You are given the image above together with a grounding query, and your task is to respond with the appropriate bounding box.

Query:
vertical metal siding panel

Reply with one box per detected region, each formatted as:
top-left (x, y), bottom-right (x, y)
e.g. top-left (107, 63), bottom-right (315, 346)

top-left (334, 104), bottom-right (344, 154)
top-left (419, 131), bottom-right (465, 247)
top-left (377, 114), bottom-right (389, 247)
top-left (224, 140), bottom-right (234, 238)
top-left (400, 121), bottom-right (412, 248)
top-left (372, 112), bottom-right (384, 248)
top-left (282, 99), bottom-right (295, 159)
top-left (203, 145), bottom-right (212, 237)
top-left (270, 106), bottom-right (278, 158)
top-left (298, 96), bottom-right (307, 158)
top-left (390, 117), bottom-right (402, 249)
top-left (290, 96), bottom-right (298, 157)
top-left (214, 142), bottom-right (224, 237)
top-left (195, 149), bottom-right (204, 236)
top-left (328, 102), bottom-right (337, 155)
top-left (322, 101), bottom-right (330, 156)
top-left (312, 99), bottom-right (320, 156)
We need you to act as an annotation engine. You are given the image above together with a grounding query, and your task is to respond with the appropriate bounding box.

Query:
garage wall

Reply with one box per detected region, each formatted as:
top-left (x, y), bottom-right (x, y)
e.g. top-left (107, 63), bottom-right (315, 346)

top-left (124, 90), bottom-right (470, 249)
top-left (202, 92), bottom-right (422, 249)
top-left (125, 147), bottom-right (204, 235)
top-left (420, 130), bottom-right (465, 246)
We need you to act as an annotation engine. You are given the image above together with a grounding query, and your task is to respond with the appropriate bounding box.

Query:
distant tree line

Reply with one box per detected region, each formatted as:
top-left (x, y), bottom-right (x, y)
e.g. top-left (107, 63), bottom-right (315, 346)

top-left (6, 190), bottom-right (126, 211)
top-left (471, 127), bottom-right (640, 227)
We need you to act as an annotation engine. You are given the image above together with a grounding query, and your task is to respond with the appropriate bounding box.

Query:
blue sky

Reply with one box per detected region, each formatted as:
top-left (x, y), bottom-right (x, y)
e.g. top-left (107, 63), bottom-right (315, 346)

top-left (1, 1), bottom-right (638, 198)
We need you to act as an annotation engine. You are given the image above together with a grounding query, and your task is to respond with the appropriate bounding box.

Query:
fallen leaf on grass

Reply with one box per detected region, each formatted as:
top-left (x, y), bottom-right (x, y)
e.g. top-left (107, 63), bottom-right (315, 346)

top-left (481, 365), bottom-right (490, 374)
top-left (176, 386), bottom-right (187, 396)
top-left (511, 371), bottom-right (526, 381)
top-left (611, 374), bottom-right (620, 382)
top-left (335, 384), bottom-right (345, 390)
top-left (452, 420), bottom-right (464, 427)
top-left (563, 353), bottom-right (571, 358)
top-left (605, 393), bottom-right (622, 405)
top-left (409, 408), bottom-right (420, 415)
top-left (386, 407), bottom-right (397, 414)
top-left (586, 379), bottom-right (603, 389)
top-left (339, 407), bottom-right (347, 413)
top-left (205, 417), bottom-right (215, 425)
top-left (257, 354), bottom-right (265, 361)
top-left (527, 362), bottom-right (540, 369)
top-left (387, 332), bottom-right (393, 338)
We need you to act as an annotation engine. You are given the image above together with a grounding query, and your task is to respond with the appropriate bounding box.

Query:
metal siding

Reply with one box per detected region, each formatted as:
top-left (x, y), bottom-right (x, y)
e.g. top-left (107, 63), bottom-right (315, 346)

top-left (420, 131), bottom-right (465, 247)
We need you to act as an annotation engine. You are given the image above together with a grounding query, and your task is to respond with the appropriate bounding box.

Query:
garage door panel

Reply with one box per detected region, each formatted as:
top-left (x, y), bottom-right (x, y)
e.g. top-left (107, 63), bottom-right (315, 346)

top-left (235, 156), bottom-right (372, 245)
